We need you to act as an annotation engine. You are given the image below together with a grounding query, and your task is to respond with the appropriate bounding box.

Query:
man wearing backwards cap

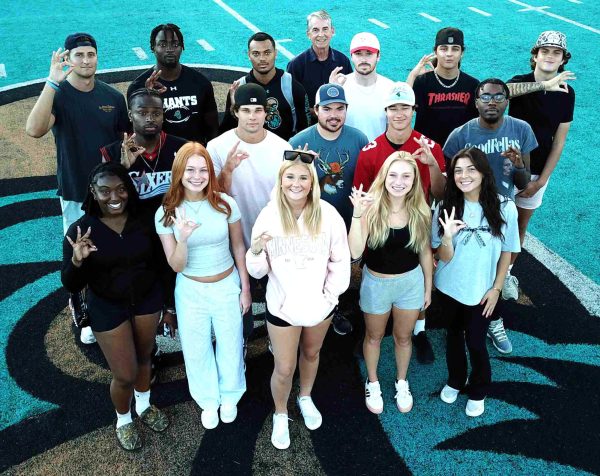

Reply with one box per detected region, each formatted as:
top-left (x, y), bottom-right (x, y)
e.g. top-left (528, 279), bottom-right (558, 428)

top-left (329, 32), bottom-right (395, 142)
top-left (26, 33), bottom-right (128, 345)
top-left (208, 83), bottom-right (292, 341)
top-left (406, 27), bottom-right (480, 148)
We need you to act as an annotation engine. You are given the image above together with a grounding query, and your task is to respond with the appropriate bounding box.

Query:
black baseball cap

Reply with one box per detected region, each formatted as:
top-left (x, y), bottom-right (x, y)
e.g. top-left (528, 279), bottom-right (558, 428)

top-left (64, 33), bottom-right (97, 51)
top-left (435, 27), bottom-right (464, 48)
top-left (234, 83), bottom-right (267, 108)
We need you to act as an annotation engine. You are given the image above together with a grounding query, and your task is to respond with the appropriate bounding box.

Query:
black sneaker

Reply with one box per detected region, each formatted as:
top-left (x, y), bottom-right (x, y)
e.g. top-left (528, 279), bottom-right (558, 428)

top-left (413, 331), bottom-right (435, 364)
top-left (332, 310), bottom-right (353, 336)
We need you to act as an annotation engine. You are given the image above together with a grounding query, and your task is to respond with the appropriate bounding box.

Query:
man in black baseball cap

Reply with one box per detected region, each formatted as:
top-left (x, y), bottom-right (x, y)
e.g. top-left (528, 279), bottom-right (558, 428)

top-left (26, 33), bottom-right (128, 345)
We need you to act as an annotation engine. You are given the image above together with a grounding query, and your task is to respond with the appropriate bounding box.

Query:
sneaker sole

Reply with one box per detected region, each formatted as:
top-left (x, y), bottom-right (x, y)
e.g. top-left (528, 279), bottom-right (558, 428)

top-left (396, 401), bottom-right (413, 413)
top-left (365, 401), bottom-right (383, 414)
top-left (466, 406), bottom-right (485, 417)
top-left (486, 334), bottom-right (512, 354)
top-left (271, 438), bottom-right (290, 450)
top-left (440, 393), bottom-right (458, 404)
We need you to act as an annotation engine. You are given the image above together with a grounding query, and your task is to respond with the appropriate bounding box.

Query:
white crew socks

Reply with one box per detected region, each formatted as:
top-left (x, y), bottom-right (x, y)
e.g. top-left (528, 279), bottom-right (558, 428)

top-left (134, 389), bottom-right (151, 415)
top-left (413, 319), bottom-right (426, 336)
top-left (116, 410), bottom-right (132, 429)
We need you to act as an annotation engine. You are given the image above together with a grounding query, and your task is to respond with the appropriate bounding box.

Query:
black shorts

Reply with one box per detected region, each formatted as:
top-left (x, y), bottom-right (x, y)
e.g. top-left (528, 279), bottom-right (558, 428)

top-left (87, 282), bottom-right (163, 332)
top-left (265, 308), bottom-right (334, 328)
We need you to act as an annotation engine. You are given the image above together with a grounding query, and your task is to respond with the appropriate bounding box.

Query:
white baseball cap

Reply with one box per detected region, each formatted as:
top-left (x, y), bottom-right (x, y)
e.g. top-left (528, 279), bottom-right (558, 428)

top-left (350, 32), bottom-right (380, 54)
top-left (383, 82), bottom-right (415, 108)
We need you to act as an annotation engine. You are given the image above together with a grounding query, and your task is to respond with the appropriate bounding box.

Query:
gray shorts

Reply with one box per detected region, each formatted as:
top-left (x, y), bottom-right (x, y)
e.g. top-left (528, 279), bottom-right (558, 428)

top-left (359, 265), bottom-right (425, 315)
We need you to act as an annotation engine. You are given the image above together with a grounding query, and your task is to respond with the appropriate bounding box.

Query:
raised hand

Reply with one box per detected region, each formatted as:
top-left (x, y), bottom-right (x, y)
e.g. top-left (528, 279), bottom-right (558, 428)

top-left (120, 132), bottom-right (146, 169)
top-left (349, 184), bottom-right (374, 218)
top-left (408, 53), bottom-right (435, 80)
top-left (171, 206), bottom-right (200, 242)
top-left (229, 79), bottom-right (241, 105)
top-left (438, 207), bottom-right (466, 238)
top-left (144, 69), bottom-right (167, 94)
top-left (66, 226), bottom-right (97, 266)
top-left (224, 140), bottom-right (250, 173)
top-left (412, 136), bottom-right (436, 166)
top-left (328, 66), bottom-right (347, 86)
top-left (542, 70), bottom-right (576, 93)
top-left (250, 231), bottom-right (273, 255)
top-left (501, 146), bottom-right (524, 168)
top-left (49, 48), bottom-right (74, 84)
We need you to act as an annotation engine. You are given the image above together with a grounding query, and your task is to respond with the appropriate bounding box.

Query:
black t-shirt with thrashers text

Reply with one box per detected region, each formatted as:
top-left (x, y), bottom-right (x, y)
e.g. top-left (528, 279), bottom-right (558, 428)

top-left (413, 70), bottom-right (479, 147)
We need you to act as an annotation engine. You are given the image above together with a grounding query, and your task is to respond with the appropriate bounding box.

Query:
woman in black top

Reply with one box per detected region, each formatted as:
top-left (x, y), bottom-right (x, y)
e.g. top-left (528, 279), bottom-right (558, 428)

top-left (61, 162), bottom-right (168, 451)
top-left (349, 152), bottom-right (432, 415)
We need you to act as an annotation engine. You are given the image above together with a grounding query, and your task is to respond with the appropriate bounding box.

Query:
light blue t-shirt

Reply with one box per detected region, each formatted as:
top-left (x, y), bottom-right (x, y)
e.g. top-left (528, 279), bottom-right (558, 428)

top-left (431, 197), bottom-right (520, 306)
top-left (290, 124), bottom-right (368, 229)
top-left (443, 116), bottom-right (538, 198)
top-left (155, 193), bottom-right (241, 277)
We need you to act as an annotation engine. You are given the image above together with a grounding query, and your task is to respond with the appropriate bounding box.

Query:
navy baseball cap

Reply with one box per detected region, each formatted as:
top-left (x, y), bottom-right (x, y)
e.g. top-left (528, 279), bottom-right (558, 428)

top-left (64, 33), bottom-right (97, 51)
top-left (315, 83), bottom-right (348, 107)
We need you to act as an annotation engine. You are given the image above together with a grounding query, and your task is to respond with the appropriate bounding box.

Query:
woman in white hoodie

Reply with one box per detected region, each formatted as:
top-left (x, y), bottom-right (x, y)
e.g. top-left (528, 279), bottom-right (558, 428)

top-left (246, 151), bottom-right (350, 450)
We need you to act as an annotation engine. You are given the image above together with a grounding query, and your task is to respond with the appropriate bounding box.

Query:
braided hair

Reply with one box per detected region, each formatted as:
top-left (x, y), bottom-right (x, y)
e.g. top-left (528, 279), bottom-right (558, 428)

top-left (82, 162), bottom-right (140, 217)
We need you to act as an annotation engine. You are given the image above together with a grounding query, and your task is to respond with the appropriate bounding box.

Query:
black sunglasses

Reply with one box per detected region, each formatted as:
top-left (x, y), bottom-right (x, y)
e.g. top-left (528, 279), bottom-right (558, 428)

top-left (283, 150), bottom-right (315, 164)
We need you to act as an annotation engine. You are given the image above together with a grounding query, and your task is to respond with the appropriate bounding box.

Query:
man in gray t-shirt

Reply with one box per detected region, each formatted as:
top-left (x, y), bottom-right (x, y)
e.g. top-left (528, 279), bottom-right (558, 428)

top-left (444, 78), bottom-right (537, 199)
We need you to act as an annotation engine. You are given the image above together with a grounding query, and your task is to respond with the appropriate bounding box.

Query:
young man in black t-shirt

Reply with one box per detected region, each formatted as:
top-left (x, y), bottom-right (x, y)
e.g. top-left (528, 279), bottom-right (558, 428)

top-left (127, 23), bottom-right (218, 144)
top-left (406, 27), bottom-right (479, 148)
top-left (220, 32), bottom-right (310, 141)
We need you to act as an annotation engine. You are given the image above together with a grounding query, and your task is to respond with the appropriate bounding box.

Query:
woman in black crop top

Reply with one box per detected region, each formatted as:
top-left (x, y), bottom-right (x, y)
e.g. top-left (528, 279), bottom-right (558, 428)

top-left (62, 163), bottom-right (168, 451)
top-left (349, 152), bottom-right (432, 415)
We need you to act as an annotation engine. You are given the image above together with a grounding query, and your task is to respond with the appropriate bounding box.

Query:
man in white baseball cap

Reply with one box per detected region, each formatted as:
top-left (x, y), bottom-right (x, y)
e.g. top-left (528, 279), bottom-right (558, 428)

top-left (329, 32), bottom-right (395, 141)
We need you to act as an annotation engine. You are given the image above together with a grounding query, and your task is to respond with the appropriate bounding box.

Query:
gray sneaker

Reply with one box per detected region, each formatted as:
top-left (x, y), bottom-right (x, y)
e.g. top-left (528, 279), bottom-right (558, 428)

top-left (487, 318), bottom-right (513, 354)
top-left (502, 274), bottom-right (519, 300)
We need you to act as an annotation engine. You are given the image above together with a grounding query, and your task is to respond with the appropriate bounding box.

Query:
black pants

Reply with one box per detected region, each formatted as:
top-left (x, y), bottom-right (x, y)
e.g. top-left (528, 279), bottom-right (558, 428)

top-left (243, 275), bottom-right (268, 339)
top-left (439, 290), bottom-right (497, 401)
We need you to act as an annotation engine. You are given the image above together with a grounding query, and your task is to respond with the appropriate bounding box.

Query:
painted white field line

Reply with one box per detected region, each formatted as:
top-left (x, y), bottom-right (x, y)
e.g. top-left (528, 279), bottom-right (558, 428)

top-left (0, 64), bottom-right (6, 78)
top-left (524, 233), bottom-right (600, 317)
top-left (276, 39), bottom-right (293, 43)
top-left (518, 5), bottom-right (550, 12)
top-left (132, 47), bottom-right (148, 60)
top-left (197, 39), bottom-right (215, 52)
top-left (419, 12), bottom-right (441, 22)
top-left (468, 6), bottom-right (492, 16)
top-left (212, 0), bottom-right (295, 59)
top-left (566, 0), bottom-right (582, 4)
top-left (508, 0), bottom-right (600, 35)
top-left (368, 18), bottom-right (390, 29)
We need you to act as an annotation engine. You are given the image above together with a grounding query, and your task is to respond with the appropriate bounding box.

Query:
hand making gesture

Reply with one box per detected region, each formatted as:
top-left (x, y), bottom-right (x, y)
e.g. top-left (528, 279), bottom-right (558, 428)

top-left (228, 79), bottom-right (241, 105)
top-left (349, 184), bottom-right (374, 219)
top-left (250, 231), bottom-right (273, 255)
top-left (542, 70), bottom-right (576, 93)
top-left (66, 226), bottom-right (97, 267)
top-left (438, 207), bottom-right (466, 239)
top-left (408, 53), bottom-right (436, 81)
top-left (412, 136), bottom-right (437, 167)
top-left (501, 146), bottom-right (525, 168)
top-left (144, 69), bottom-right (167, 94)
top-left (171, 207), bottom-right (200, 243)
top-left (120, 132), bottom-right (146, 169)
top-left (48, 48), bottom-right (74, 84)
top-left (328, 66), bottom-right (347, 86)
top-left (223, 140), bottom-right (250, 173)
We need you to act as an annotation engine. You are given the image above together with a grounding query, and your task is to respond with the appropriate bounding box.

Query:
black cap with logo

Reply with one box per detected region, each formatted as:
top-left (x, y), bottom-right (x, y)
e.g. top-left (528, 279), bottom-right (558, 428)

top-left (64, 33), bottom-right (97, 51)
top-left (435, 27), bottom-right (464, 48)
top-left (234, 83), bottom-right (268, 108)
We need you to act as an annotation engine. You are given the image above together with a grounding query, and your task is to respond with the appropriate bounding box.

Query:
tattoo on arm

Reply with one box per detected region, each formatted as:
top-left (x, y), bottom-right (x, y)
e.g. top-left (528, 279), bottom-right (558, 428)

top-left (507, 82), bottom-right (545, 98)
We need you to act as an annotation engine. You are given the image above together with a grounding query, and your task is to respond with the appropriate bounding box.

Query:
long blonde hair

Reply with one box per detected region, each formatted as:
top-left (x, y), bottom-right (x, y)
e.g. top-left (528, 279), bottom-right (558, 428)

top-left (366, 152), bottom-right (431, 252)
top-left (275, 158), bottom-right (322, 236)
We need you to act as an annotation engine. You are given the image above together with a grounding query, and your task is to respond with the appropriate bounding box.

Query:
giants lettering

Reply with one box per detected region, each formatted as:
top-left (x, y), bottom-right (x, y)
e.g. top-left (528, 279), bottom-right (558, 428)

top-left (427, 92), bottom-right (471, 106)
top-left (163, 96), bottom-right (198, 109)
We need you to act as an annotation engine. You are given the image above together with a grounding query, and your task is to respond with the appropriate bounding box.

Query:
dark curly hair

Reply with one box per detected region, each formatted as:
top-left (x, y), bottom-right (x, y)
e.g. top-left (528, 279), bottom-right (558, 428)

top-left (150, 23), bottom-right (184, 51)
top-left (82, 162), bottom-right (140, 217)
top-left (438, 147), bottom-right (505, 238)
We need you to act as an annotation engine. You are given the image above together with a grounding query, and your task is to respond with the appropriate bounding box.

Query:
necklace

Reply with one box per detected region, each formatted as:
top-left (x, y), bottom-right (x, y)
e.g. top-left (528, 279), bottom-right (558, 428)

top-left (139, 134), bottom-right (163, 173)
top-left (185, 199), bottom-right (205, 215)
top-left (433, 69), bottom-right (461, 89)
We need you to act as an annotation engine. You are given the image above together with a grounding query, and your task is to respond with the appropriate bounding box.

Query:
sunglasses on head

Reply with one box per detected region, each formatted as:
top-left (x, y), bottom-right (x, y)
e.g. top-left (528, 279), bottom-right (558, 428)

top-left (283, 150), bottom-right (315, 164)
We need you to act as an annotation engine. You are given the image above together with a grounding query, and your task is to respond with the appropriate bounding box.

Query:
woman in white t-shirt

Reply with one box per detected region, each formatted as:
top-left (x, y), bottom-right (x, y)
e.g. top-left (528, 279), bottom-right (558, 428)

top-left (432, 147), bottom-right (520, 417)
top-left (155, 142), bottom-right (251, 430)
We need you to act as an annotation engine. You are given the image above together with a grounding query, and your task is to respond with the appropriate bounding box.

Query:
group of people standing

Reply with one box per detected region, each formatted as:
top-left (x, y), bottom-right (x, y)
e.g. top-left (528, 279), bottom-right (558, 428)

top-left (25, 10), bottom-right (574, 452)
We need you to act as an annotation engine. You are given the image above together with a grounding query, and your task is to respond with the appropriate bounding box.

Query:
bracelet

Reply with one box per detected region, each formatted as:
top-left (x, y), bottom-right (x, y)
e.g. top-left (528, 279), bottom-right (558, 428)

top-left (46, 79), bottom-right (60, 91)
top-left (251, 248), bottom-right (263, 256)
top-left (491, 287), bottom-right (501, 294)
top-left (164, 307), bottom-right (177, 315)
top-left (352, 215), bottom-right (362, 219)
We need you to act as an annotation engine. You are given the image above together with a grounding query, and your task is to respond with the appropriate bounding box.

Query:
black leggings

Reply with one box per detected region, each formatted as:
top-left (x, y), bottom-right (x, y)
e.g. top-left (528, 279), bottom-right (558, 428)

top-left (439, 290), bottom-right (498, 400)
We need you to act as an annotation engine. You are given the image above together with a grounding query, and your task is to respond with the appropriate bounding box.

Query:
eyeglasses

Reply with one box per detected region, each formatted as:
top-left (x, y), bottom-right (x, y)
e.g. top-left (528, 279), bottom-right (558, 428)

top-left (478, 93), bottom-right (507, 103)
top-left (283, 150), bottom-right (315, 164)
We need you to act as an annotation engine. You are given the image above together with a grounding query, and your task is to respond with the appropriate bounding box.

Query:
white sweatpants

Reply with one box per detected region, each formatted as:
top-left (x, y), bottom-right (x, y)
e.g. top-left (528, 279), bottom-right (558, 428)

top-left (175, 270), bottom-right (246, 410)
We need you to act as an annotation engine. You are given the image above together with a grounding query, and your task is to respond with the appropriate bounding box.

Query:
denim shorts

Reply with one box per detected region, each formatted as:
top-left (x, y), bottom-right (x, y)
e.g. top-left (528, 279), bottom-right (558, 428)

top-left (359, 265), bottom-right (424, 315)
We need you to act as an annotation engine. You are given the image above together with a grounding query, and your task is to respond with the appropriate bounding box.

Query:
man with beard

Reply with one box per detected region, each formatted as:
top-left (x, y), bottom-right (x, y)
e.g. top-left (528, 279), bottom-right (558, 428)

top-left (286, 10), bottom-right (352, 118)
top-left (26, 33), bottom-right (129, 345)
top-left (329, 32), bottom-right (395, 141)
top-left (443, 78), bottom-right (537, 355)
top-left (220, 32), bottom-right (310, 141)
top-left (289, 83), bottom-right (368, 336)
top-left (127, 23), bottom-right (218, 144)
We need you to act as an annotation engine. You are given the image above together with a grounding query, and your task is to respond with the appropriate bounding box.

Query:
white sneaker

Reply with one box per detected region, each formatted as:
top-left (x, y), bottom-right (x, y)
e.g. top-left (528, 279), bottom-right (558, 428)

top-left (364, 380), bottom-right (383, 414)
top-left (466, 399), bottom-right (485, 417)
top-left (297, 396), bottom-right (322, 430)
top-left (271, 413), bottom-right (290, 450)
top-left (440, 384), bottom-right (460, 404)
top-left (80, 326), bottom-right (96, 344)
top-left (395, 379), bottom-right (413, 413)
top-left (502, 274), bottom-right (519, 300)
top-left (220, 403), bottom-right (237, 424)
top-left (201, 408), bottom-right (219, 429)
